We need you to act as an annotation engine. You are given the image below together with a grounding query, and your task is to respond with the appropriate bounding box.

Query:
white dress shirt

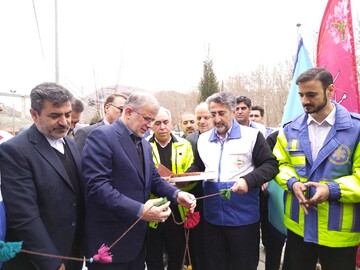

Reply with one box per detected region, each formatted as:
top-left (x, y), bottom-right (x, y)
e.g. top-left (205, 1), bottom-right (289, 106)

top-left (307, 106), bottom-right (336, 161)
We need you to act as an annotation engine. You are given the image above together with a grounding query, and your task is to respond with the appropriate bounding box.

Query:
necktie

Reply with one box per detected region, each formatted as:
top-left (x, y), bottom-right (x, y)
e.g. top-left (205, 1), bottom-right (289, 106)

top-left (131, 134), bottom-right (144, 174)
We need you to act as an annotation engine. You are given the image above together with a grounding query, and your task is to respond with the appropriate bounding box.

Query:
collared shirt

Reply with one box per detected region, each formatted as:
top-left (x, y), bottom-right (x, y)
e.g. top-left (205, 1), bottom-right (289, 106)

top-left (214, 125), bottom-right (233, 143)
top-left (154, 136), bottom-right (172, 148)
top-left (103, 118), bottom-right (111, 125)
top-left (307, 105), bottom-right (336, 160)
top-left (46, 137), bottom-right (65, 154)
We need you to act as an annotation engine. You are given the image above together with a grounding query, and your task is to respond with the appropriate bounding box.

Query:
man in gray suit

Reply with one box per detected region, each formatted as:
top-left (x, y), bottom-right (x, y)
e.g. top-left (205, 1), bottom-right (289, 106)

top-left (0, 82), bottom-right (85, 270)
top-left (75, 93), bottom-right (127, 153)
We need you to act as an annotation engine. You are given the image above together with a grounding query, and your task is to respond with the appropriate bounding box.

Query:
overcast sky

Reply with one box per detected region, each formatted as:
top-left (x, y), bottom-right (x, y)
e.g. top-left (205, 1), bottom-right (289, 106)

top-left (1, 0), bottom-right (359, 103)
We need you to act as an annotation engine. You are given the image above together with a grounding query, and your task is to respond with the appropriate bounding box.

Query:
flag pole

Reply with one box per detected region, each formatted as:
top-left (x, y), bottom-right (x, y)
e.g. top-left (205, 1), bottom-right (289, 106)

top-left (296, 23), bottom-right (302, 43)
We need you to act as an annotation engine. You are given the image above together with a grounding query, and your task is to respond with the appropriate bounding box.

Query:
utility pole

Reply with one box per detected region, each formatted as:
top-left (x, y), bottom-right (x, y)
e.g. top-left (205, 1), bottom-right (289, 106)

top-left (55, 0), bottom-right (59, 83)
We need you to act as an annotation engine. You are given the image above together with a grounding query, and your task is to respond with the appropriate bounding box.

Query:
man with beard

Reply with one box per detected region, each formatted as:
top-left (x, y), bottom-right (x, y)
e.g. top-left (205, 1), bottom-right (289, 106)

top-left (186, 91), bottom-right (278, 270)
top-left (0, 83), bottom-right (85, 270)
top-left (273, 67), bottom-right (360, 270)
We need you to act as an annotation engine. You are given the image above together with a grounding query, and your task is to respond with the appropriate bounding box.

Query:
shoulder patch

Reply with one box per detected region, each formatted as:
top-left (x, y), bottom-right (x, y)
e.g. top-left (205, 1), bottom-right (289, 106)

top-left (328, 144), bottom-right (351, 165)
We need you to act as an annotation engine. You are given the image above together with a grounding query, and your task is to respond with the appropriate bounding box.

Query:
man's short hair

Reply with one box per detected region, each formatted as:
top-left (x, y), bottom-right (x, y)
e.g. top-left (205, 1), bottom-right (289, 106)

top-left (104, 93), bottom-right (128, 109)
top-left (181, 112), bottom-right (195, 122)
top-left (206, 92), bottom-right (237, 111)
top-left (236, 96), bottom-right (252, 108)
top-left (296, 67), bottom-right (334, 91)
top-left (71, 99), bottom-right (84, 113)
top-left (30, 82), bottom-right (73, 114)
top-left (251, 105), bottom-right (264, 117)
top-left (123, 91), bottom-right (159, 112)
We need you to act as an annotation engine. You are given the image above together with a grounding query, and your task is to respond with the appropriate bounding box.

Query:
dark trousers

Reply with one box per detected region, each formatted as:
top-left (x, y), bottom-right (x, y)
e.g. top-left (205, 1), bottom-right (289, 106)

top-left (87, 243), bottom-right (145, 270)
top-left (287, 230), bottom-right (357, 270)
top-left (146, 205), bottom-right (186, 270)
top-left (204, 221), bottom-right (259, 270)
top-left (260, 191), bottom-right (269, 248)
top-left (264, 223), bottom-right (288, 270)
top-left (188, 181), bottom-right (206, 270)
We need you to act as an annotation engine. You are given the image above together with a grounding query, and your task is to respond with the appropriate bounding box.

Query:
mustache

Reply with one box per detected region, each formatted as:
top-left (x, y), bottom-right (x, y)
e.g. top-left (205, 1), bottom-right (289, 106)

top-left (54, 125), bottom-right (69, 131)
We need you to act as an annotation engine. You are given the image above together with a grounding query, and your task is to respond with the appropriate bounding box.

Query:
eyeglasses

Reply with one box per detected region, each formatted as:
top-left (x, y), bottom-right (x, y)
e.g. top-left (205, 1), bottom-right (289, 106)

top-left (133, 109), bottom-right (155, 124)
top-left (109, 104), bottom-right (123, 113)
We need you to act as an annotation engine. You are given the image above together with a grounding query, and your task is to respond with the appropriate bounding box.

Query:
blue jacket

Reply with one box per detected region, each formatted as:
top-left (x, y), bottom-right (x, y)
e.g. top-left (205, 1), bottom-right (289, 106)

top-left (274, 102), bottom-right (360, 247)
top-left (82, 119), bottom-right (178, 263)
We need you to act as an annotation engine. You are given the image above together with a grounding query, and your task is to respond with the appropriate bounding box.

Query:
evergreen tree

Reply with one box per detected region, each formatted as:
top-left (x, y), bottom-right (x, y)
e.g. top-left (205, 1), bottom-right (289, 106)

top-left (198, 56), bottom-right (219, 102)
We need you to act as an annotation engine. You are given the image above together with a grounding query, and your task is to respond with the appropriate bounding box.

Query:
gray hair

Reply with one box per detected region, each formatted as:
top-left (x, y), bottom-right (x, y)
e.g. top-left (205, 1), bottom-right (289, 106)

top-left (123, 91), bottom-right (160, 112)
top-left (206, 92), bottom-right (236, 111)
top-left (195, 102), bottom-right (209, 113)
top-left (158, 106), bottom-right (172, 120)
top-left (30, 82), bottom-right (74, 114)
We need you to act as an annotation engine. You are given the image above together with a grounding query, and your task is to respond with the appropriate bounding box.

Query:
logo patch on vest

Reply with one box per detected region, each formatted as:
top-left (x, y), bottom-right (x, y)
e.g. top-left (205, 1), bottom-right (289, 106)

top-left (234, 155), bottom-right (245, 169)
top-left (329, 144), bottom-right (350, 165)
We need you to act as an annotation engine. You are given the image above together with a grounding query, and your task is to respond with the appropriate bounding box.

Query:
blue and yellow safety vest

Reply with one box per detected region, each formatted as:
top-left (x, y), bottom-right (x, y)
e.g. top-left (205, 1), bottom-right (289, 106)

top-left (274, 102), bottom-right (360, 247)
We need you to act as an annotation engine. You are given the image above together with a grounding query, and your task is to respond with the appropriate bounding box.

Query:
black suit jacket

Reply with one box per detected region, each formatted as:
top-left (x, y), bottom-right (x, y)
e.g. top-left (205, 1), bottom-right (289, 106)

top-left (0, 124), bottom-right (85, 270)
top-left (74, 120), bottom-right (105, 153)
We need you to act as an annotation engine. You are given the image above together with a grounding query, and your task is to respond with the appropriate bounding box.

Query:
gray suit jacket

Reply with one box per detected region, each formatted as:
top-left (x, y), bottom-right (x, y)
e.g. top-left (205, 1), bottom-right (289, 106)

top-left (0, 124), bottom-right (85, 270)
top-left (74, 120), bottom-right (105, 153)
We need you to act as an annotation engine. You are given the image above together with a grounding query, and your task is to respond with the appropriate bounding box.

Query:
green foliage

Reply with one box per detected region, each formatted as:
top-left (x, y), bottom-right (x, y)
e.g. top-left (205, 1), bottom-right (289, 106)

top-left (198, 57), bottom-right (219, 102)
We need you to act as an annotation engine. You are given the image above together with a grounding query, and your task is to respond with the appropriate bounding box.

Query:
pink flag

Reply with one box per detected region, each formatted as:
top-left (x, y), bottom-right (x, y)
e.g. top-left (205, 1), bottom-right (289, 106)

top-left (317, 0), bottom-right (359, 113)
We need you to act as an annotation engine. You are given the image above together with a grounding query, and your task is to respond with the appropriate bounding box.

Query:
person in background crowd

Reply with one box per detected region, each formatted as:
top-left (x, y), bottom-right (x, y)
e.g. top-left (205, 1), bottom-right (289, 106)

top-left (235, 96), bottom-right (269, 254)
top-left (187, 91), bottom-right (278, 270)
top-left (74, 93), bottom-right (127, 153)
top-left (248, 104), bottom-right (275, 258)
top-left (67, 98), bottom-right (84, 138)
top-left (274, 67), bottom-right (360, 270)
top-left (185, 102), bottom-right (213, 270)
top-left (181, 112), bottom-right (197, 138)
top-left (0, 82), bottom-right (85, 270)
top-left (235, 96), bottom-right (266, 137)
top-left (81, 91), bottom-right (196, 270)
top-left (186, 102), bottom-right (213, 150)
top-left (146, 107), bottom-right (194, 270)
top-left (250, 105), bottom-right (273, 138)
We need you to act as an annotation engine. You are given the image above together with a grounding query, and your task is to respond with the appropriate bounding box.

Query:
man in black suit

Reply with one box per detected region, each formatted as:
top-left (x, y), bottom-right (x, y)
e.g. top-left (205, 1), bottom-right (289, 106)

top-left (74, 93), bottom-right (127, 153)
top-left (0, 82), bottom-right (85, 270)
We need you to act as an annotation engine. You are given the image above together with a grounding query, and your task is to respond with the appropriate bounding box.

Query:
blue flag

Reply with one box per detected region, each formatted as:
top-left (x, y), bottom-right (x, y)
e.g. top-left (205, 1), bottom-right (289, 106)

top-left (281, 38), bottom-right (313, 126)
top-left (268, 38), bottom-right (313, 236)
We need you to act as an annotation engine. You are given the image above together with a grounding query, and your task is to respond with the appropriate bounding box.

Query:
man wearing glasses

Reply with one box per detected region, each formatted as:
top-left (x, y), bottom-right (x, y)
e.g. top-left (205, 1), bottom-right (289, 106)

top-left (75, 93), bottom-right (127, 153)
top-left (81, 91), bottom-right (196, 270)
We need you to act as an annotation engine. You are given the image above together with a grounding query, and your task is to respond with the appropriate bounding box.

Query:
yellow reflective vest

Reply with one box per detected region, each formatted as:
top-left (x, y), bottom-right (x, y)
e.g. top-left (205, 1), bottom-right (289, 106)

top-left (147, 133), bottom-right (195, 228)
top-left (274, 103), bottom-right (360, 247)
